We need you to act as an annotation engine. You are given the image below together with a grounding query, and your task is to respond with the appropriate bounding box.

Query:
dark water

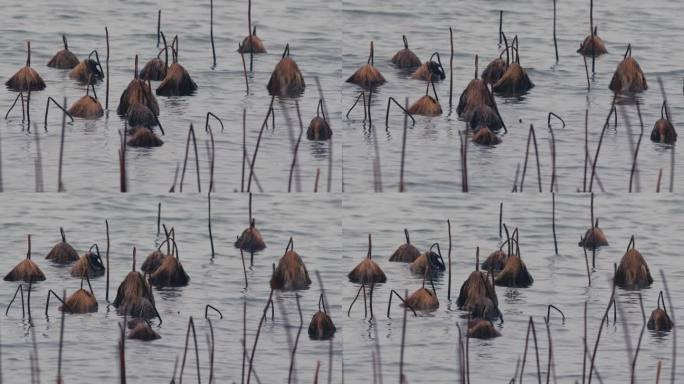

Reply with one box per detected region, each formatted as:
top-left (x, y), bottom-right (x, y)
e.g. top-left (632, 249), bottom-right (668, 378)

top-left (0, 193), bottom-right (342, 383)
top-left (342, 193), bottom-right (684, 383)
top-left (342, 0), bottom-right (684, 193)
top-left (0, 0), bottom-right (341, 193)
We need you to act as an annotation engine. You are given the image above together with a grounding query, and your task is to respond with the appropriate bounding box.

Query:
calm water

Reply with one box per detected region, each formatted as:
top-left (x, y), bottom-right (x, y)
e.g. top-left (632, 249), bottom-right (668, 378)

top-left (342, 193), bottom-right (684, 383)
top-left (0, 0), bottom-right (341, 193)
top-left (342, 0), bottom-right (684, 192)
top-left (2, 0), bottom-right (684, 383)
top-left (0, 193), bottom-right (342, 383)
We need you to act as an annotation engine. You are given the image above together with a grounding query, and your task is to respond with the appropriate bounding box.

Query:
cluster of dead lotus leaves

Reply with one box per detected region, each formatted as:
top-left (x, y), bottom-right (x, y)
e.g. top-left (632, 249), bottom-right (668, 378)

top-left (234, 221), bottom-right (335, 340)
top-left (345, 224), bottom-right (673, 340)
top-left (344, 33), bottom-right (676, 145)
top-left (578, 223), bottom-right (673, 332)
top-left (1, 227), bottom-right (193, 341)
top-left (6, 32), bottom-right (332, 148)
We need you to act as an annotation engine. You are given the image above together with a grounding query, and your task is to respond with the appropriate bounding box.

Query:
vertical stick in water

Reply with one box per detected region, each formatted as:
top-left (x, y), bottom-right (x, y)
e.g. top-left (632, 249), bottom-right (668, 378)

top-left (399, 98), bottom-right (408, 192)
top-left (180, 124), bottom-right (201, 193)
top-left (105, 27), bottom-right (110, 110)
top-left (449, 27), bottom-right (454, 108)
top-left (208, 192), bottom-right (215, 259)
top-left (371, 104), bottom-right (382, 192)
top-left (57, 289), bottom-right (66, 383)
top-left (499, 202), bottom-right (503, 238)
top-left (210, 0), bottom-right (216, 68)
top-left (239, 45), bottom-right (249, 93)
top-left (670, 141), bottom-right (675, 192)
top-left (58, 96), bottom-right (67, 192)
top-left (247, 290), bottom-right (274, 384)
top-left (499, 11), bottom-right (503, 44)
top-left (248, 97), bottom-right (276, 193)
top-left (628, 101), bottom-right (644, 193)
top-left (241, 300), bottom-right (247, 384)
top-left (553, 0), bottom-right (559, 63)
top-left (179, 317), bottom-right (202, 384)
top-left (590, 98), bottom-right (615, 193)
top-left (287, 101), bottom-right (304, 193)
top-left (582, 237), bottom-right (591, 286)
top-left (659, 271), bottom-right (676, 384)
top-left (532, 125), bottom-right (542, 192)
top-left (521, 125), bottom-right (542, 192)
top-left (34, 126), bottom-right (43, 192)
top-left (118, 320), bottom-right (126, 384)
top-left (583, 109), bottom-right (589, 191)
top-left (314, 168), bottom-right (320, 192)
top-left (105, 219), bottom-right (110, 302)
top-left (582, 302), bottom-right (588, 384)
top-left (459, 131), bottom-right (469, 192)
top-left (552, 193), bottom-right (558, 255)
top-left (26, 89), bottom-right (31, 126)
top-left (241, 109), bottom-right (247, 192)
top-left (447, 219), bottom-right (452, 301)
top-left (656, 168), bottom-right (663, 192)
top-left (157, 10), bottom-right (161, 47)
top-left (583, 56), bottom-right (590, 91)
top-left (399, 289), bottom-right (408, 384)
top-left (156, 202), bottom-right (161, 235)
top-left (589, 0), bottom-right (594, 34)
top-left (247, 0), bottom-right (254, 72)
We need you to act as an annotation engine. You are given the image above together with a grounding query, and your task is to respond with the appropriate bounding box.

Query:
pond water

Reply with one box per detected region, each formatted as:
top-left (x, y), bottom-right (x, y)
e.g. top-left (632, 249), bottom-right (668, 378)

top-left (341, 0), bottom-right (684, 193)
top-left (0, 0), bottom-right (341, 193)
top-left (342, 193), bottom-right (684, 383)
top-left (0, 193), bottom-right (342, 383)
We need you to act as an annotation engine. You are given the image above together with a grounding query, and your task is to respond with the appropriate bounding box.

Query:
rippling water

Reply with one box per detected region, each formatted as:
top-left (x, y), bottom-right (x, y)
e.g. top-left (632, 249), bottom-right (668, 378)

top-left (0, 193), bottom-right (342, 383)
top-left (2, 0), bottom-right (684, 382)
top-left (0, 0), bottom-right (341, 193)
top-left (342, 0), bottom-right (684, 192)
top-left (342, 193), bottom-right (684, 383)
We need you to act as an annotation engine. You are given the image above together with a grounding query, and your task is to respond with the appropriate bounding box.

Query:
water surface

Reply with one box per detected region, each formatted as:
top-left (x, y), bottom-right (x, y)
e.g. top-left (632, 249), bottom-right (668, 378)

top-left (342, 0), bottom-right (684, 193)
top-left (342, 193), bottom-right (683, 382)
top-left (0, 193), bottom-right (342, 383)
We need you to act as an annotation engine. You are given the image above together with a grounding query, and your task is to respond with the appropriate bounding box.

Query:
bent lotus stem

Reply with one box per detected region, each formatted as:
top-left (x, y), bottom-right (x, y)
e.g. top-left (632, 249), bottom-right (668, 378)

top-left (205, 304), bottom-right (223, 319)
top-left (80, 270), bottom-right (95, 296)
top-left (347, 283), bottom-right (368, 317)
top-left (5, 92), bottom-right (26, 121)
top-left (385, 96), bottom-right (415, 127)
top-left (366, 233), bottom-right (372, 259)
top-left (44, 97), bottom-right (74, 131)
top-left (45, 289), bottom-right (72, 316)
top-left (626, 235), bottom-right (635, 252)
top-left (367, 41), bottom-right (374, 65)
top-left (387, 289), bottom-right (417, 318)
top-left (346, 91), bottom-right (368, 121)
top-left (204, 112), bottom-right (224, 132)
top-left (546, 304), bottom-right (566, 323)
top-left (6, 284), bottom-right (25, 317)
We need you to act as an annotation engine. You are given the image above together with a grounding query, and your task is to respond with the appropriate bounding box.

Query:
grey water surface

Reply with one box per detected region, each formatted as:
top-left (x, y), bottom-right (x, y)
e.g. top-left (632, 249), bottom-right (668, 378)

top-left (0, 193), bottom-right (342, 383)
top-left (342, 193), bottom-right (684, 383)
top-left (0, 0), bottom-right (341, 193)
top-left (342, 0), bottom-right (684, 193)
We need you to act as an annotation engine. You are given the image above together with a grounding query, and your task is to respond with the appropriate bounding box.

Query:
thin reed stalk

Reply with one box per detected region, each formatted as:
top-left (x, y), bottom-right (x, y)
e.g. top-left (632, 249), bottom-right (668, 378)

top-left (247, 289), bottom-right (274, 384)
top-left (248, 97), bottom-right (275, 192)
top-left (180, 124), bottom-right (201, 193)
top-left (105, 27), bottom-right (110, 109)
top-left (210, 0), bottom-right (216, 68)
